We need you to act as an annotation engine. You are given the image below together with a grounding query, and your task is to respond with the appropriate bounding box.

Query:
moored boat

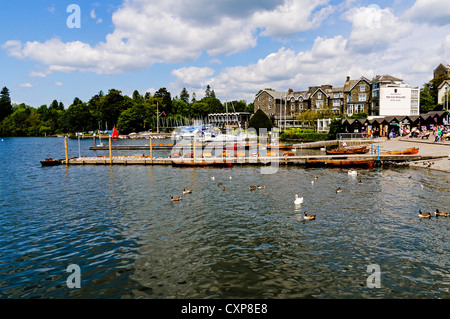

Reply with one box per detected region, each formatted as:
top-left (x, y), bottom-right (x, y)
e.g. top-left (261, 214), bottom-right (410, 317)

top-left (381, 147), bottom-right (419, 155)
top-left (326, 146), bottom-right (369, 155)
top-left (171, 160), bottom-right (232, 167)
top-left (40, 158), bottom-right (63, 166)
top-left (305, 158), bottom-right (375, 168)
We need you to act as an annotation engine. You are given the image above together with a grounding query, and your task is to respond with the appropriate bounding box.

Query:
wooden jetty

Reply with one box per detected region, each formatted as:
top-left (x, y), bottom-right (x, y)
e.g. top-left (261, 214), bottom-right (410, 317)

top-left (61, 153), bottom-right (445, 166)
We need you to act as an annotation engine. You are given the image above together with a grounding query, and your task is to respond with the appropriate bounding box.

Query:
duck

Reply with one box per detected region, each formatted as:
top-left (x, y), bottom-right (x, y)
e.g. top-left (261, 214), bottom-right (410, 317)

top-left (183, 189), bottom-right (192, 194)
top-left (303, 212), bottom-right (316, 220)
top-left (294, 194), bottom-right (303, 205)
top-left (217, 182), bottom-right (223, 186)
top-left (314, 176), bottom-right (319, 181)
top-left (171, 195), bottom-right (182, 202)
top-left (222, 186), bottom-right (227, 191)
top-left (358, 180), bottom-right (363, 185)
top-left (250, 185), bottom-right (256, 191)
top-left (257, 185), bottom-right (265, 189)
top-left (336, 187), bottom-right (343, 193)
top-left (418, 209), bottom-right (431, 218)
top-left (435, 209), bottom-right (449, 217)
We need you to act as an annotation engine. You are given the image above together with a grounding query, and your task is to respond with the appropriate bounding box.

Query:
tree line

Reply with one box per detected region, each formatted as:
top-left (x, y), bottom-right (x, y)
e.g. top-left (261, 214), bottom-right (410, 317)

top-left (0, 85), bottom-right (254, 137)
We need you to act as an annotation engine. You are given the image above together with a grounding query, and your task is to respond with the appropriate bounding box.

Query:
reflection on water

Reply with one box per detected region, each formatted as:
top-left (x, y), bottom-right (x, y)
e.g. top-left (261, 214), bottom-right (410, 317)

top-left (0, 138), bottom-right (449, 299)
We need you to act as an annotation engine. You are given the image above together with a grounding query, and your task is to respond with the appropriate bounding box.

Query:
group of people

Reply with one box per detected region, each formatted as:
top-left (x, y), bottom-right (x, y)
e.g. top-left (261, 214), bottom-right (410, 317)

top-left (407, 125), bottom-right (450, 142)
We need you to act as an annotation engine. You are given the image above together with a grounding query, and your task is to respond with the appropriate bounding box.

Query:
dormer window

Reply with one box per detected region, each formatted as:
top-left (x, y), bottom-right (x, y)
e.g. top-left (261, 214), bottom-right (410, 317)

top-left (291, 97), bottom-right (295, 103)
top-left (318, 93), bottom-right (322, 99)
top-left (360, 85), bottom-right (365, 92)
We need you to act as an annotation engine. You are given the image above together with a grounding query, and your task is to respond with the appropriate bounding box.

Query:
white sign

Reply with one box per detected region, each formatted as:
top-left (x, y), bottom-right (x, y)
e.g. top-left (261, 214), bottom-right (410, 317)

top-left (380, 87), bottom-right (412, 116)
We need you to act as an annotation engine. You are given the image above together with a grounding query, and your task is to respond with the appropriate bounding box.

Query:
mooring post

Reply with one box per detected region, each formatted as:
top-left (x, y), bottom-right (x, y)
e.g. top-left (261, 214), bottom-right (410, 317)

top-left (109, 136), bottom-right (112, 165)
top-left (150, 137), bottom-right (153, 164)
top-left (64, 136), bottom-right (69, 165)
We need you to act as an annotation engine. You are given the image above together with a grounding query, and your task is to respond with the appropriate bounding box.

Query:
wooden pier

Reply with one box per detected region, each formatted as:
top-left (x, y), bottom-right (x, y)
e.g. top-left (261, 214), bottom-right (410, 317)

top-left (62, 153), bottom-right (445, 166)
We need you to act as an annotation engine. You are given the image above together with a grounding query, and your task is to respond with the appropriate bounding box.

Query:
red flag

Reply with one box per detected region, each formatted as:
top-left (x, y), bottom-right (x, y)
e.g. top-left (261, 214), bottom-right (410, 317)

top-left (111, 126), bottom-right (119, 138)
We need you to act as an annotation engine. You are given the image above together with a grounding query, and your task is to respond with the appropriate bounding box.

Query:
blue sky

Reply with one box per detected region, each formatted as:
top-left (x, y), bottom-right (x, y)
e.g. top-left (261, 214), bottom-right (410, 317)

top-left (1, 0), bottom-right (450, 108)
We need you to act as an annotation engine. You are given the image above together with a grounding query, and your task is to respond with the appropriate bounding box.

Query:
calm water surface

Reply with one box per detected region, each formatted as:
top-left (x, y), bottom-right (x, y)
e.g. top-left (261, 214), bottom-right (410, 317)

top-left (0, 137), bottom-right (449, 299)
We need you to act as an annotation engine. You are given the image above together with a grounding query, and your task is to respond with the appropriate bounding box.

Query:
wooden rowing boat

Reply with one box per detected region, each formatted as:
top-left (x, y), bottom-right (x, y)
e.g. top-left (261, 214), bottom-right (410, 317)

top-left (326, 146), bottom-right (369, 155)
top-left (40, 158), bottom-right (62, 166)
top-left (305, 159), bottom-right (375, 167)
top-left (171, 160), bottom-right (232, 167)
top-left (380, 147), bottom-right (419, 155)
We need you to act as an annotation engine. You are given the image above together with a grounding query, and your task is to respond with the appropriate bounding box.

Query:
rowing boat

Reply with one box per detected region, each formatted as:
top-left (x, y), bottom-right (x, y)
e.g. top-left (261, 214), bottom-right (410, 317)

top-left (326, 146), bottom-right (369, 155)
top-left (171, 160), bottom-right (232, 167)
top-left (305, 159), bottom-right (375, 167)
top-left (380, 147), bottom-right (419, 155)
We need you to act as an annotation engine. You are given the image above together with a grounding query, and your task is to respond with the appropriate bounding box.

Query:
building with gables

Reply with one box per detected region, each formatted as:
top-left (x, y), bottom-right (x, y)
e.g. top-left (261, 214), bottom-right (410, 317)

top-left (254, 74), bottom-right (420, 124)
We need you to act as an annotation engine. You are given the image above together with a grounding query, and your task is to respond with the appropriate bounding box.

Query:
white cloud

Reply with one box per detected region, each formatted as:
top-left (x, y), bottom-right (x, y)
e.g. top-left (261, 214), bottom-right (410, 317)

top-left (20, 83), bottom-right (34, 88)
top-left (171, 67), bottom-right (215, 86)
top-left (342, 5), bottom-right (413, 54)
top-left (3, 0), bottom-right (333, 75)
top-left (404, 0), bottom-right (450, 26)
top-left (252, 0), bottom-right (333, 37)
top-left (55, 82), bottom-right (63, 86)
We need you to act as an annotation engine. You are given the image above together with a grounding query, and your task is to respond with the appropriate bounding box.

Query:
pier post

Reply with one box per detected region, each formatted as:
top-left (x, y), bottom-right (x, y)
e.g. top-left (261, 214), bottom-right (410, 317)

top-left (109, 137), bottom-right (112, 165)
top-left (150, 137), bottom-right (153, 164)
top-left (64, 136), bottom-right (69, 165)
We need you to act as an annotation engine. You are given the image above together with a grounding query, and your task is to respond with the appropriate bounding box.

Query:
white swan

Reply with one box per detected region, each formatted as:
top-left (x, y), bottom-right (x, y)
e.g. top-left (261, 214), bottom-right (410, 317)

top-left (294, 194), bottom-right (303, 205)
top-left (348, 170), bottom-right (358, 176)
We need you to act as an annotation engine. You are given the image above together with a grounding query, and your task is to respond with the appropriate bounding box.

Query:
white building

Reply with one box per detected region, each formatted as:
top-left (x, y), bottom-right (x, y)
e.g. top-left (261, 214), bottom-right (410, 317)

top-left (437, 79), bottom-right (450, 106)
top-left (371, 75), bottom-right (420, 116)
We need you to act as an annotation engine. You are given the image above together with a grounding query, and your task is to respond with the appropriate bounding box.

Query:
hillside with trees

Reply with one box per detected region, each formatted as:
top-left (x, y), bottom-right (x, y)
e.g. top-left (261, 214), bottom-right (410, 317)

top-left (0, 86), bottom-right (254, 137)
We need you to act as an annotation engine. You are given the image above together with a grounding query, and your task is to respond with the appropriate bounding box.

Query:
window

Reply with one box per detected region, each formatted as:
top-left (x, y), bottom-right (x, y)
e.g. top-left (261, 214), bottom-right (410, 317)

top-left (347, 96), bottom-right (351, 103)
top-left (268, 104), bottom-right (272, 109)
top-left (334, 93), bottom-right (339, 98)
top-left (291, 97), bottom-right (295, 102)
top-left (360, 85), bottom-right (365, 92)
top-left (317, 93), bottom-right (322, 99)
top-left (258, 97), bottom-right (261, 101)
top-left (333, 100), bottom-right (340, 107)
top-left (316, 100), bottom-right (324, 108)
top-left (356, 104), bottom-right (364, 113)
top-left (359, 94), bottom-right (366, 102)
top-left (373, 90), bottom-right (379, 98)
top-left (347, 105), bottom-right (353, 115)
top-left (269, 97), bottom-right (272, 101)
top-left (299, 96), bottom-right (303, 102)
top-left (291, 105), bottom-right (295, 111)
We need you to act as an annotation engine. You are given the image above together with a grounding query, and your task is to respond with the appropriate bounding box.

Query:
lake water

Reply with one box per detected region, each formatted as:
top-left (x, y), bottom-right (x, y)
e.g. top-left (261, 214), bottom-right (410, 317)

top-left (0, 137), bottom-right (449, 299)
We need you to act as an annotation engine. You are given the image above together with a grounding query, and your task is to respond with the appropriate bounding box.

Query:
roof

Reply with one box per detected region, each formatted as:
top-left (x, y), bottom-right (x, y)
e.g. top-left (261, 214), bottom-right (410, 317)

top-left (255, 89), bottom-right (287, 100)
top-left (344, 77), bottom-right (371, 92)
top-left (372, 74), bottom-right (403, 83)
top-left (437, 79), bottom-right (450, 89)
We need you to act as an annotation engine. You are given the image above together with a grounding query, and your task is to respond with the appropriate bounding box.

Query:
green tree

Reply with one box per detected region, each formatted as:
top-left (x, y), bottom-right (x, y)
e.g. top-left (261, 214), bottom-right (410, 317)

top-left (0, 87), bottom-right (13, 122)
top-left (154, 88), bottom-right (172, 115)
top-left (420, 83), bottom-right (436, 113)
top-left (180, 88), bottom-right (189, 104)
top-left (248, 109), bottom-right (273, 135)
top-left (97, 89), bottom-right (127, 129)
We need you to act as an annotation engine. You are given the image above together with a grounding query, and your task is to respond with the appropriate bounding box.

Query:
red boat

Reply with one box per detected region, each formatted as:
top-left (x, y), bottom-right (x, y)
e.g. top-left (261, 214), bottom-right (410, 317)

top-left (381, 147), bottom-right (419, 155)
top-left (326, 146), bottom-right (369, 155)
top-left (305, 159), bottom-right (374, 168)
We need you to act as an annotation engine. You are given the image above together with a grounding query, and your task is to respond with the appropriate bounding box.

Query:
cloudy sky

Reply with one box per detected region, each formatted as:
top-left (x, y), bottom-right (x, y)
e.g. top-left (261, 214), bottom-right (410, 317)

top-left (1, 0), bottom-right (450, 107)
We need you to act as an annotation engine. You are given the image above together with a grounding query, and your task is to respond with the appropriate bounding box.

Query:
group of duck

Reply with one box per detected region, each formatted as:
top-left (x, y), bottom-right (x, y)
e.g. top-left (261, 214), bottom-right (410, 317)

top-left (418, 209), bottom-right (449, 219)
top-left (171, 173), bottom-right (449, 222)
